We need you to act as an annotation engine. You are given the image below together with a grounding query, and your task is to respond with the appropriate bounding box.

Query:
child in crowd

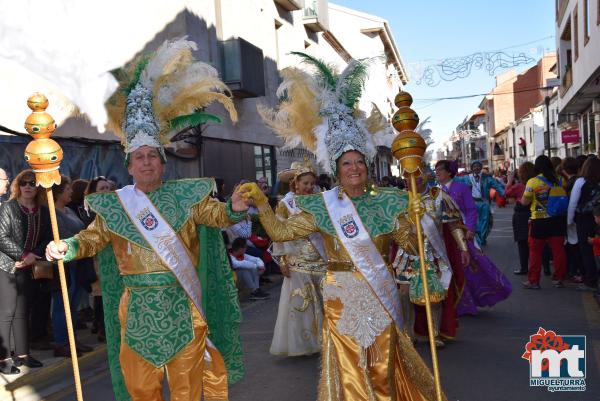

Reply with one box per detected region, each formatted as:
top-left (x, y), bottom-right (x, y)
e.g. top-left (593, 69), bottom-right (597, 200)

top-left (229, 237), bottom-right (270, 300)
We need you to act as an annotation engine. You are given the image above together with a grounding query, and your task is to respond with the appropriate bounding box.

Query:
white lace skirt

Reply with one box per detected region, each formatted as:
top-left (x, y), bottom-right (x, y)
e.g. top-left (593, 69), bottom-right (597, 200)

top-left (270, 267), bottom-right (326, 356)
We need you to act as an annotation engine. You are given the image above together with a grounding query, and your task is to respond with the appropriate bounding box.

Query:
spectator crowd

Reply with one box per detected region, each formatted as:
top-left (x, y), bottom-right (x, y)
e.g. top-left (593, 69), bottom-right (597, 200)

top-left (0, 151), bottom-right (598, 376)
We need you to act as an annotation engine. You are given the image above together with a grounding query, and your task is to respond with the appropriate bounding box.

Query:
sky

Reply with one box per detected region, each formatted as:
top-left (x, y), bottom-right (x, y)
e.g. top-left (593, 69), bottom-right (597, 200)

top-left (333, 0), bottom-right (556, 152)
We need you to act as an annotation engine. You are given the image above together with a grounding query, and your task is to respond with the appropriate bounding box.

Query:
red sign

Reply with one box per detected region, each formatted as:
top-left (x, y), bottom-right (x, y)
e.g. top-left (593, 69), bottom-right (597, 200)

top-left (561, 130), bottom-right (580, 144)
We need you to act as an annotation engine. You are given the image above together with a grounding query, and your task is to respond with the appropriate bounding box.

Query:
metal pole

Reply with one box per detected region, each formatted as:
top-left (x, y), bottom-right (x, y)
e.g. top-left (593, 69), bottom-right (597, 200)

top-left (511, 126), bottom-right (516, 170)
top-left (545, 96), bottom-right (551, 157)
top-left (46, 189), bottom-right (84, 401)
top-left (409, 174), bottom-right (443, 401)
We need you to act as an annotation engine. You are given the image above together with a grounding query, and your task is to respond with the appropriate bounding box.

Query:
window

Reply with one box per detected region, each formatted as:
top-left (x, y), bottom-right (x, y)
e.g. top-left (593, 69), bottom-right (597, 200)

top-left (254, 145), bottom-right (275, 185)
top-left (574, 4), bottom-right (579, 60)
top-left (529, 127), bottom-right (533, 142)
top-left (584, 0), bottom-right (590, 43)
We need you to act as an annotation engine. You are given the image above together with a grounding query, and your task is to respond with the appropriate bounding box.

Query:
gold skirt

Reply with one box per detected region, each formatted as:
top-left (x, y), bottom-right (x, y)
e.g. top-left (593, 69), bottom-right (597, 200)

top-left (318, 272), bottom-right (447, 401)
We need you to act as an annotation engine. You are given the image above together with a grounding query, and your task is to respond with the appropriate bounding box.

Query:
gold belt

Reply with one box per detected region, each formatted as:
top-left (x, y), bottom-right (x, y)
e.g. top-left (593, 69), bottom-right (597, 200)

top-left (327, 261), bottom-right (357, 272)
top-left (288, 262), bottom-right (327, 274)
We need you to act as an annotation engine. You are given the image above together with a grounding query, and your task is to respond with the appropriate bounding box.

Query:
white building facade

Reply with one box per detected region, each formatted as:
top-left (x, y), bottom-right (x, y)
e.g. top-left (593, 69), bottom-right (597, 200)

top-left (0, 0), bottom-right (408, 192)
top-left (556, 0), bottom-right (600, 155)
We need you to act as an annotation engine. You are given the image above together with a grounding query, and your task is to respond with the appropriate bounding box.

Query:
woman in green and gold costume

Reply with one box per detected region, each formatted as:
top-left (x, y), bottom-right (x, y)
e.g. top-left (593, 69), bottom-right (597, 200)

top-left (242, 151), bottom-right (445, 401)
top-left (247, 52), bottom-right (447, 401)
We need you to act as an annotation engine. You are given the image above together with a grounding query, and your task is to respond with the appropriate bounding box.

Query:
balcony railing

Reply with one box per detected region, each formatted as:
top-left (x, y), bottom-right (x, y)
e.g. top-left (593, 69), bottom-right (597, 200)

top-left (274, 0), bottom-right (303, 11)
top-left (559, 67), bottom-right (572, 97)
top-left (303, 0), bottom-right (329, 32)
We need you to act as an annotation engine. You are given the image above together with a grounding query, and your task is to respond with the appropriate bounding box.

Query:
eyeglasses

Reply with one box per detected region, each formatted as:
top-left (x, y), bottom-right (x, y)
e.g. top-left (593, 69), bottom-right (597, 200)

top-left (19, 181), bottom-right (36, 188)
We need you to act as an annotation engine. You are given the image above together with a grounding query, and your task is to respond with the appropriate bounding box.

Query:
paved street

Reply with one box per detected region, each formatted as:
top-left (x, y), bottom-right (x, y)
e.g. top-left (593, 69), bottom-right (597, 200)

top-left (46, 206), bottom-right (600, 401)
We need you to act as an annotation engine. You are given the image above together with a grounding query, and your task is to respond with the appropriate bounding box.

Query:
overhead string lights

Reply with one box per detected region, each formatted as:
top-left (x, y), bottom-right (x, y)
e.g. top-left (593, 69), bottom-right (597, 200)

top-left (407, 36), bottom-right (554, 87)
top-left (411, 51), bottom-right (536, 87)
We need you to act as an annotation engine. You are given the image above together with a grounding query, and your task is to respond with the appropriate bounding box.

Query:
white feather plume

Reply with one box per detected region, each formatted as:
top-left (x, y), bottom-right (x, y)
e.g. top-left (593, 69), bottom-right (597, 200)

top-left (314, 119), bottom-right (332, 175)
top-left (415, 116), bottom-right (433, 144)
top-left (141, 38), bottom-right (197, 88)
top-left (156, 62), bottom-right (222, 107)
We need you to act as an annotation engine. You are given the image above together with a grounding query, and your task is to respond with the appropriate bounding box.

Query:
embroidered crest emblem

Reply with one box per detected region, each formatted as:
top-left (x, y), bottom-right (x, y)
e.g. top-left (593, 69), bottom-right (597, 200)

top-left (339, 214), bottom-right (359, 238)
top-left (136, 207), bottom-right (159, 231)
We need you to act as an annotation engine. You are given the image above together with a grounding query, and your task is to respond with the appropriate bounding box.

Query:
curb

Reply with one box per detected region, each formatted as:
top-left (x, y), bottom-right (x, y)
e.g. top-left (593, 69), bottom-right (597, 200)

top-left (1, 275), bottom-right (284, 400)
top-left (1, 346), bottom-right (107, 401)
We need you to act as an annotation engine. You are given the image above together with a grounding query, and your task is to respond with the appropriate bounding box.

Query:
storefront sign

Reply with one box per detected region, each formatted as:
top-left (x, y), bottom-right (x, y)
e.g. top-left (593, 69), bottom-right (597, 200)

top-left (561, 130), bottom-right (580, 144)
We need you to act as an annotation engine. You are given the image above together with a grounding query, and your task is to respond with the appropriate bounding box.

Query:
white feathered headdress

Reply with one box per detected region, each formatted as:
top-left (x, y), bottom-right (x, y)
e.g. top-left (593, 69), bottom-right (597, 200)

top-left (106, 37), bottom-right (237, 163)
top-left (258, 52), bottom-right (385, 175)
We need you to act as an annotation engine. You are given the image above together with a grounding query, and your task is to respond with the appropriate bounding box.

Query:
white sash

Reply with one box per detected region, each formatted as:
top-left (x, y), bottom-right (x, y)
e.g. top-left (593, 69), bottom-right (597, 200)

top-left (282, 192), bottom-right (298, 214)
top-left (322, 187), bottom-right (403, 330)
top-left (421, 214), bottom-right (452, 290)
top-left (469, 174), bottom-right (483, 200)
top-left (282, 192), bottom-right (328, 262)
top-left (424, 190), bottom-right (451, 269)
top-left (116, 185), bottom-right (216, 358)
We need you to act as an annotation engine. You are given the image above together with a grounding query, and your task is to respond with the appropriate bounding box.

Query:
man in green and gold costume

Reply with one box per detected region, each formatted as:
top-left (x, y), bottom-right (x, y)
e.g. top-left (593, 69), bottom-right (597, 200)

top-left (46, 39), bottom-right (245, 401)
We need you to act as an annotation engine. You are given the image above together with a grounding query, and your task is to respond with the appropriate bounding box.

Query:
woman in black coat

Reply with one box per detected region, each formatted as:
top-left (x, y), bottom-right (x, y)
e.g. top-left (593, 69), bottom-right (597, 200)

top-left (505, 162), bottom-right (536, 275)
top-left (0, 170), bottom-right (49, 373)
top-left (569, 157), bottom-right (600, 291)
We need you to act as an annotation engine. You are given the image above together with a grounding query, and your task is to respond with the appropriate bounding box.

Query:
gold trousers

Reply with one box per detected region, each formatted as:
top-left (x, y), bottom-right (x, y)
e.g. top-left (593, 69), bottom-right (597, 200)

top-left (118, 290), bottom-right (228, 401)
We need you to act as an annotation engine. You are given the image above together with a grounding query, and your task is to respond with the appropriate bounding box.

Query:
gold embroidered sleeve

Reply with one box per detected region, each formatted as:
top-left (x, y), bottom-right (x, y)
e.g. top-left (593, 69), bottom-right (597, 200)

top-left (392, 214), bottom-right (418, 254)
top-left (272, 201), bottom-right (290, 257)
top-left (275, 201), bottom-right (289, 220)
top-left (192, 196), bottom-right (243, 228)
top-left (258, 206), bottom-right (317, 242)
top-left (65, 216), bottom-right (111, 261)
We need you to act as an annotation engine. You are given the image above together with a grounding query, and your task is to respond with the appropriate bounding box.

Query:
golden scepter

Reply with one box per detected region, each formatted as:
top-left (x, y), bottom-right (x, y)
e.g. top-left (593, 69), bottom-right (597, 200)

top-left (23, 93), bottom-right (84, 401)
top-left (391, 90), bottom-right (443, 401)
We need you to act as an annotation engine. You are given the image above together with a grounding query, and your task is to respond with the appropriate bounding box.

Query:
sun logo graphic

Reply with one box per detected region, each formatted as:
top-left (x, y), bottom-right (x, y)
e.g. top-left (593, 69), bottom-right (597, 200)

top-left (522, 327), bottom-right (586, 392)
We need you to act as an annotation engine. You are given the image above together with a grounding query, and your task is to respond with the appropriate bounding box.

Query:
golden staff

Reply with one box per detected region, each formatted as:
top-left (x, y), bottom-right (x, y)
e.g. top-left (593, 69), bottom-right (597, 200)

top-left (391, 90), bottom-right (443, 401)
top-left (23, 93), bottom-right (84, 401)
